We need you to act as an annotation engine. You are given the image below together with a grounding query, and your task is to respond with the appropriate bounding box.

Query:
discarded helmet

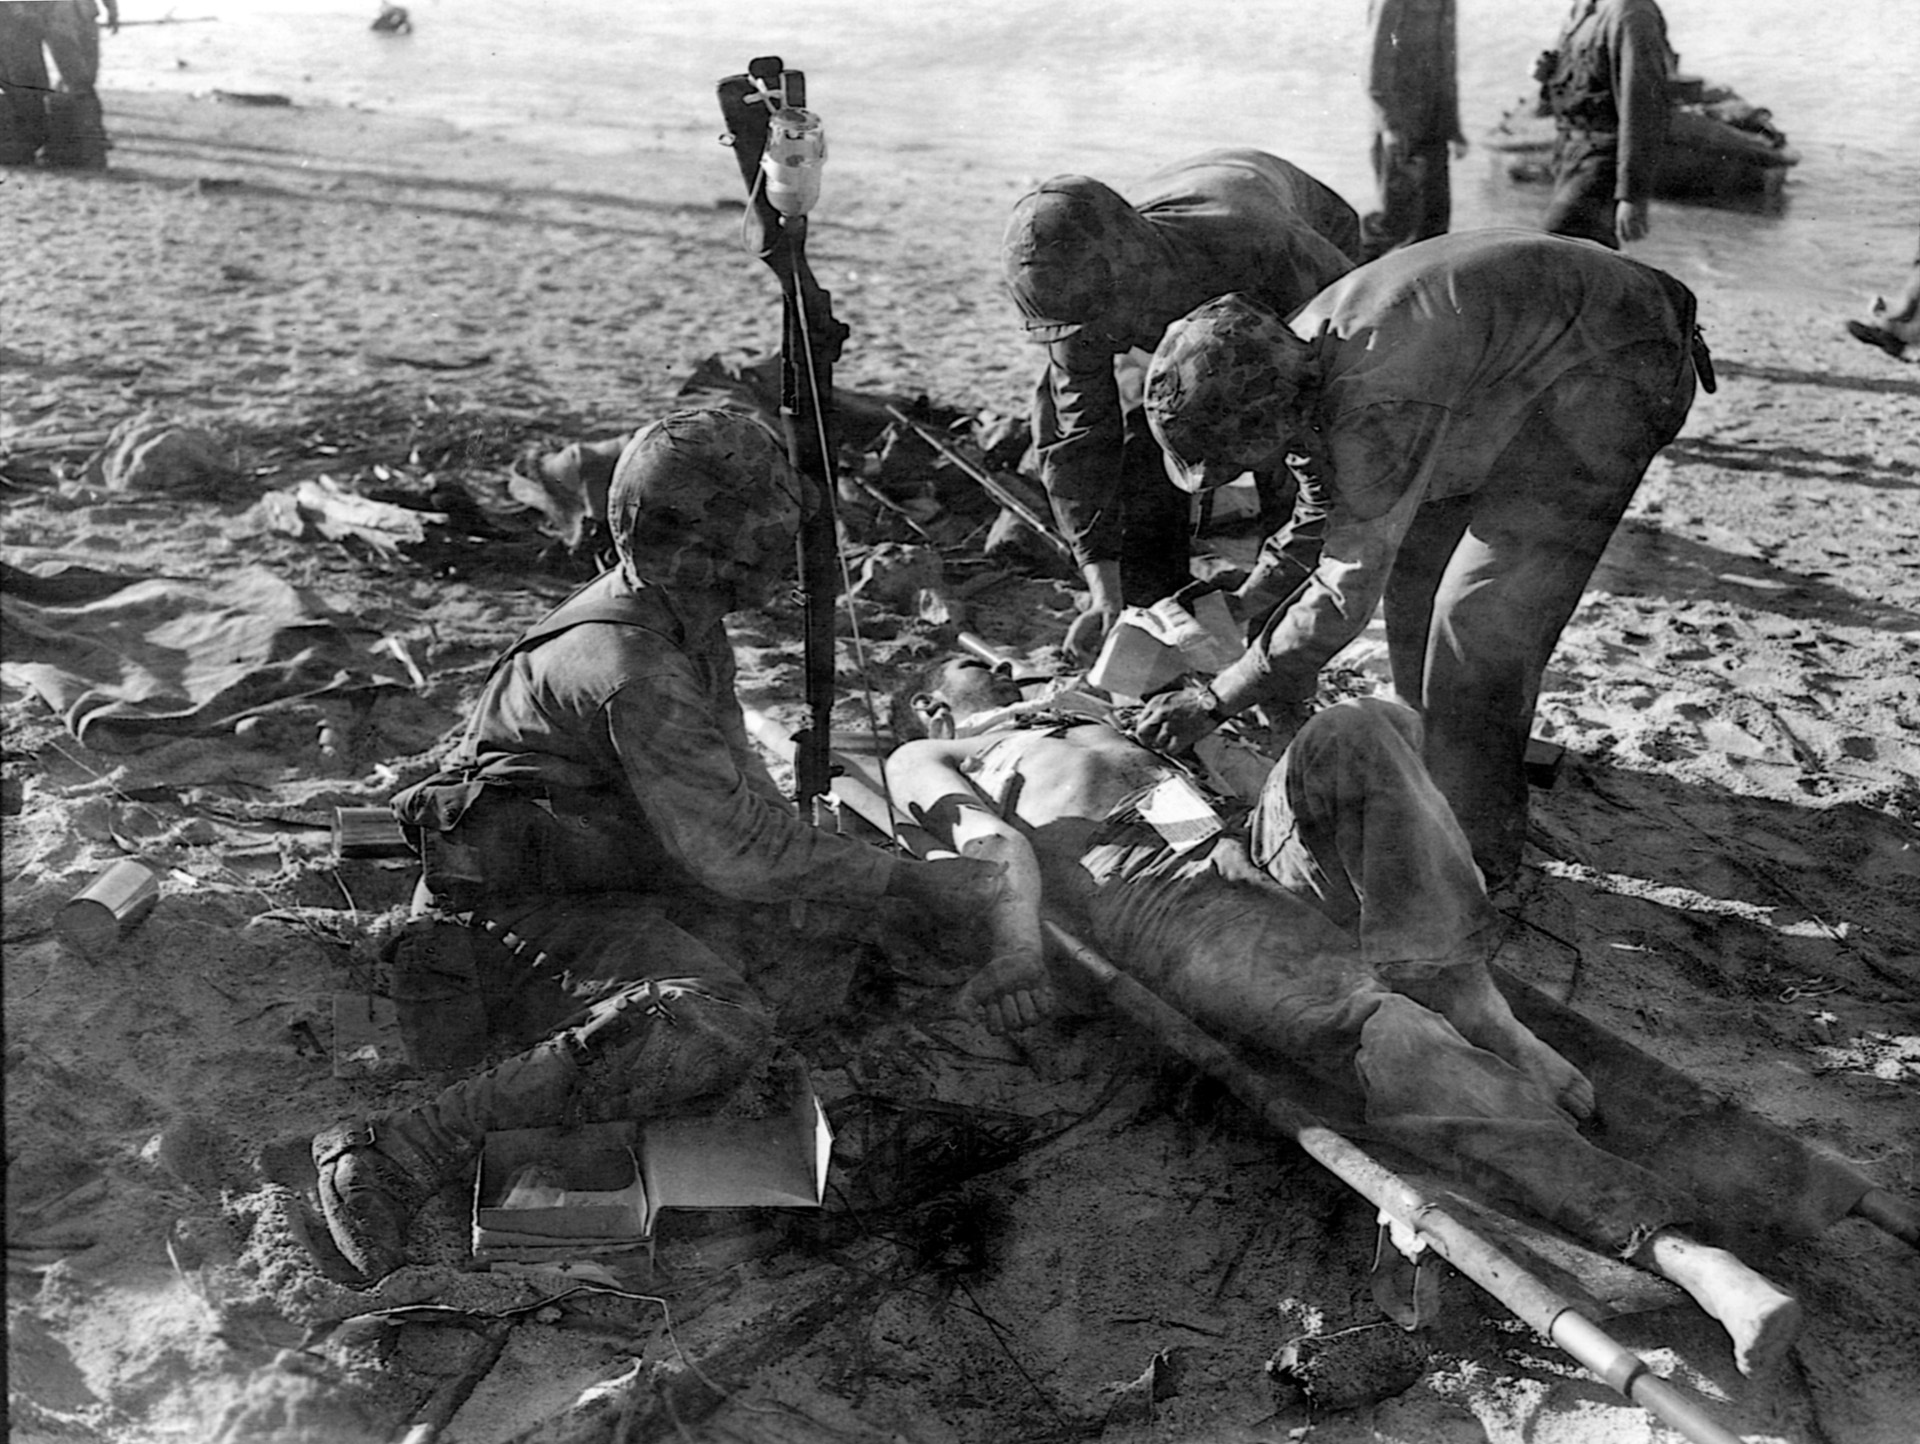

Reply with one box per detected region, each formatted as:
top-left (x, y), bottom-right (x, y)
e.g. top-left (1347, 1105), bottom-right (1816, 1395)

top-left (1003, 176), bottom-right (1147, 342)
top-left (608, 409), bottom-right (803, 597)
top-left (1144, 293), bottom-right (1307, 493)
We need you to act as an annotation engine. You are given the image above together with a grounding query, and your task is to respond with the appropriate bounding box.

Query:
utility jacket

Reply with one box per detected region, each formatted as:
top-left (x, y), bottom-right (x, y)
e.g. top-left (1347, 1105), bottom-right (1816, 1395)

top-left (395, 568), bottom-right (893, 906)
top-left (1034, 150), bottom-right (1358, 567)
top-left (1209, 230), bottom-right (1701, 711)
top-left (1541, 0), bottom-right (1673, 203)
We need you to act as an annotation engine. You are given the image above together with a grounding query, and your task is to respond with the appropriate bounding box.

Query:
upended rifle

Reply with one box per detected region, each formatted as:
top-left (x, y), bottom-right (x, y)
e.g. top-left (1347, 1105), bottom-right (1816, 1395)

top-left (717, 58), bottom-right (848, 815)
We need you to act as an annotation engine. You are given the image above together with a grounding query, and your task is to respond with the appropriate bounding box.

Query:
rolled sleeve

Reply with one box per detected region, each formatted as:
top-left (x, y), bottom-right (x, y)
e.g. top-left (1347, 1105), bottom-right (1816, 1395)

top-left (603, 669), bottom-right (894, 905)
top-left (1213, 408), bottom-right (1441, 710)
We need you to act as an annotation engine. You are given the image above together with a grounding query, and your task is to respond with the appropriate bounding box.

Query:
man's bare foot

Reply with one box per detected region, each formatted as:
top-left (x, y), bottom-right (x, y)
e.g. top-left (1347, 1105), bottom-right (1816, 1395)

top-left (1510, 1035), bottom-right (1597, 1122)
top-left (1642, 1231), bottom-right (1804, 1377)
top-left (1381, 959), bottom-right (1596, 1120)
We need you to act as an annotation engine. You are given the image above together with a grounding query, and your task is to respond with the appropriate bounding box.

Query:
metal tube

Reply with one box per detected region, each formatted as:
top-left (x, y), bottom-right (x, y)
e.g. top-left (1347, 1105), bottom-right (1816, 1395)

top-left (56, 859), bottom-right (159, 958)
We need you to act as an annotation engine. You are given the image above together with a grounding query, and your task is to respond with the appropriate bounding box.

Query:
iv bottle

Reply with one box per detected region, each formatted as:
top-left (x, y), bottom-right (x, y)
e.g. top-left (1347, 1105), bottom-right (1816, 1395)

top-left (761, 107), bottom-right (825, 216)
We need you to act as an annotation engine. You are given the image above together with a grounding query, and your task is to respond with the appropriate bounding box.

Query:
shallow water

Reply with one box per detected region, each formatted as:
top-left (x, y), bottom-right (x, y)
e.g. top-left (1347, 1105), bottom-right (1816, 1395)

top-left (105, 0), bottom-right (1919, 313)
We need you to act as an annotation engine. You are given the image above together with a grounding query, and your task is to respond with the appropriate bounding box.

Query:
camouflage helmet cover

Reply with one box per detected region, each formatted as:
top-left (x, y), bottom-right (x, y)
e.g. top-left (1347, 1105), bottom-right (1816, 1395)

top-left (608, 408), bottom-right (803, 593)
top-left (1144, 292), bottom-right (1308, 493)
top-left (1003, 176), bottom-right (1145, 342)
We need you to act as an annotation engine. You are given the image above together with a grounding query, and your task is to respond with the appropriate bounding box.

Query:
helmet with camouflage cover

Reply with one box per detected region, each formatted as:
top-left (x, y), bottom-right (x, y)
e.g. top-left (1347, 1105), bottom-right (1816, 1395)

top-left (608, 409), bottom-right (804, 603)
top-left (1144, 292), bottom-right (1312, 493)
top-left (1003, 176), bottom-right (1158, 342)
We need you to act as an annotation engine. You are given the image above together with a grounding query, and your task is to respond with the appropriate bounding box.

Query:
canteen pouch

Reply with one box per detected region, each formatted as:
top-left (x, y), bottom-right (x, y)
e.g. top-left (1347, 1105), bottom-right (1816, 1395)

top-left (392, 771), bottom-right (553, 908)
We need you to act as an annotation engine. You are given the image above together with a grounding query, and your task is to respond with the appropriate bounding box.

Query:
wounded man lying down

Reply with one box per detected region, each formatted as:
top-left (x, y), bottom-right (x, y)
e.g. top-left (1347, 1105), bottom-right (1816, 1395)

top-left (884, 656), bottom-right (1802, 1378)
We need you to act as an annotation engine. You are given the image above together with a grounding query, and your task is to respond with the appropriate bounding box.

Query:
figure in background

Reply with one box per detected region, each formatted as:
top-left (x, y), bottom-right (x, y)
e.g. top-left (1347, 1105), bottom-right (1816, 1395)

top-left (1133, 230), bottom-right (1713, 889)
top-left (1361, 0), bottom-right (1467, 260)
top-left (310, 410), bottom-right (999, 1283)
top-left (1845, 230), bottom-right (1920, 361)
top-left (0, 0), bottom-right (117, 169)
top-left (1002, 150), bottom-right (1359, 661)
top-left (885, 657), bottom-right (1801, 1379)
top-left (1537, 0), bottom-right (1673, 247)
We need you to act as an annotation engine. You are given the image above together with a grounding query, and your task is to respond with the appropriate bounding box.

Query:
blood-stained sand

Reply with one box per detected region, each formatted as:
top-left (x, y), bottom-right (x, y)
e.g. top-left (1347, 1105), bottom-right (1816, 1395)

top-left (4, 93), bottom-right (1917, 1444)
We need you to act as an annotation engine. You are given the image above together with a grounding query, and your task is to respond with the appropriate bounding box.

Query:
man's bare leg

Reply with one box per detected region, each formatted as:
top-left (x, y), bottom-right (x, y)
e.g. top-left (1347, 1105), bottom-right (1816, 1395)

top-left (1639, 1229), bottom-right (1803, 1377)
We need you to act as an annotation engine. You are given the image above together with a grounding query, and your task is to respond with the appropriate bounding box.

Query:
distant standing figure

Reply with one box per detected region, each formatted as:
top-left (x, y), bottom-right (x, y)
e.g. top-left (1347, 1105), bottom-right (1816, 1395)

top-left (371, 3), bottom-right (412, 34)
top-left (0, 0), bottom-right (118, 169)
top-left (1538, 0), bottom-right (1673, 248)
top-left (1361, 0), bottom-right (1467, 260)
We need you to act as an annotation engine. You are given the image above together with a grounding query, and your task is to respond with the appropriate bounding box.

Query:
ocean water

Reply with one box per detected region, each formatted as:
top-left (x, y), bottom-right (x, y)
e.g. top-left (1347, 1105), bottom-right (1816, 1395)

top-left (102, 0), bottom-right (1919, 311)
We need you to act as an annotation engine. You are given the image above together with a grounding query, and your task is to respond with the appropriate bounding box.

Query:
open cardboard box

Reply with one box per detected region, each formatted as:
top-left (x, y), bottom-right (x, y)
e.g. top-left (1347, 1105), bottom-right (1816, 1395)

top-left (471, 1069), bottom-right (833, 1261)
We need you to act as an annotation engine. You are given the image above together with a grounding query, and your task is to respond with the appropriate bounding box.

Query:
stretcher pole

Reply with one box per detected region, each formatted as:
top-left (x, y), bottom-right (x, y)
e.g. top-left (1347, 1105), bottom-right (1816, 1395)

top-left (773, 722), bottom-right (1751, 1444)
top-left (1040, 923), bottom-right (1747, 1444)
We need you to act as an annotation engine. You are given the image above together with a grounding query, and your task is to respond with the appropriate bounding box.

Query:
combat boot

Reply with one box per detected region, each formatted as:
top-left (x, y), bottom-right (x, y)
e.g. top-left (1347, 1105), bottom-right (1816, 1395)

top-left (313, 1039), bottom-right (582, 1283)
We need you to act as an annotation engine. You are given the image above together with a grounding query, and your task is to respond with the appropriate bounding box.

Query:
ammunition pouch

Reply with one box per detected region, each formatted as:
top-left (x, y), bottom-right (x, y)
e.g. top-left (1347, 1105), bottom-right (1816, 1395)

top-left (392, 769), bottom-right (662, 909)
top-left (1539, 40), bottom-right (1616, 133)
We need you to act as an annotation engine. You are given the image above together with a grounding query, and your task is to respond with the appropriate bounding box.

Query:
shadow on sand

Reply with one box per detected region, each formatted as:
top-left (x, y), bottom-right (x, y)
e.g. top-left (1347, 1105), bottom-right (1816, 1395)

top-left (1593, 517), bottom-right (1920, 631)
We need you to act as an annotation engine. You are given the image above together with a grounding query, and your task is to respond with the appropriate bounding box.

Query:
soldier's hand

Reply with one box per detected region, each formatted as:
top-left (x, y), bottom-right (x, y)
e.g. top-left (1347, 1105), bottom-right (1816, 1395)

top-left (885, 855), bottom-right (1005, 914)
top-left (1064, 603), bottom-right (1117, 664)
top-left (959, 950), bottom-right (1056, 1035)
top-left (1132, 685), bottom-right (1221, 755)
top-left (1615, 199), bottom-right (1650, 244)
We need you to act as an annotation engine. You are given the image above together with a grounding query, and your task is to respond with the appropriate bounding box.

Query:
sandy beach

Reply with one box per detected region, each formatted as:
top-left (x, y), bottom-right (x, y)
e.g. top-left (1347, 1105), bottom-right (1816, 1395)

top-left (4, 87), bottom-right (1918, 1444)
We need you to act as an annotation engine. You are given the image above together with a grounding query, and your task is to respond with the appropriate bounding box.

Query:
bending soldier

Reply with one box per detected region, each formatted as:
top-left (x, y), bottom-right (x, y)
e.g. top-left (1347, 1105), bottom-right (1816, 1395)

top-left (311, 410), bottom-right (999, 1283)
top-left (1002, 149), bottom-right (1359, 659)
top-left (1132, 229), bottom-right (1713, 890)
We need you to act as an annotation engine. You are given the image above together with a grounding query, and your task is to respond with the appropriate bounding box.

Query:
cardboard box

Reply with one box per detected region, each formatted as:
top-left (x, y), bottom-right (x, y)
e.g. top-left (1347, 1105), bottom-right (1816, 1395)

top-left (471, 1073), bottom-right (833, 1262)
top-left (1087, 592), bottom-right (1243, 700)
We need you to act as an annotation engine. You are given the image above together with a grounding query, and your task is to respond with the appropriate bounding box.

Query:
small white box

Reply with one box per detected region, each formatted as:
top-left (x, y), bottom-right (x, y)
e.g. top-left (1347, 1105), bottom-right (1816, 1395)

top-left (471, 1072), bottom-right (833, 1261)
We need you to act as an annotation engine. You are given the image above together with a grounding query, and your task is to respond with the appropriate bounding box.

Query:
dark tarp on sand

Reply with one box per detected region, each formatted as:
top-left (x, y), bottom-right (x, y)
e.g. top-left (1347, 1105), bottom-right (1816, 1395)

top-left (1, 554), bottom-right (410, 749)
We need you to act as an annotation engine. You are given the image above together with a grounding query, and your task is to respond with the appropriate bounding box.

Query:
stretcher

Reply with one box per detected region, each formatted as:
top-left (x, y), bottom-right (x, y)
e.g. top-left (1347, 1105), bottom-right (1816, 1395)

top-left (746, 704), bottom-right (1916, 1444)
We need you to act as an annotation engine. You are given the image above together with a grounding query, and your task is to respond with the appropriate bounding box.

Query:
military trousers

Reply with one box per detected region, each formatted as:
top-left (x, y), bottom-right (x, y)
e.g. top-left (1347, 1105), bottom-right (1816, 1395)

top-left (1075, 699), bottom-right (1691, 1256)
top-left (1382, 341), bottom-right (1696, 886)
top-left (0, 1), bottom-right (106, 167)
top-left (1541, 130), bottom-right (1623, 248)
top-left (1361, 132), bottom-right (1453, 260)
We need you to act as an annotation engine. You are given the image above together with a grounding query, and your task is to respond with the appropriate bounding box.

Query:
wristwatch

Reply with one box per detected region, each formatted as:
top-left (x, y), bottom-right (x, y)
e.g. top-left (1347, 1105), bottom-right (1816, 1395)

top-left (1194, 682), bottom-right (1231, 724)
